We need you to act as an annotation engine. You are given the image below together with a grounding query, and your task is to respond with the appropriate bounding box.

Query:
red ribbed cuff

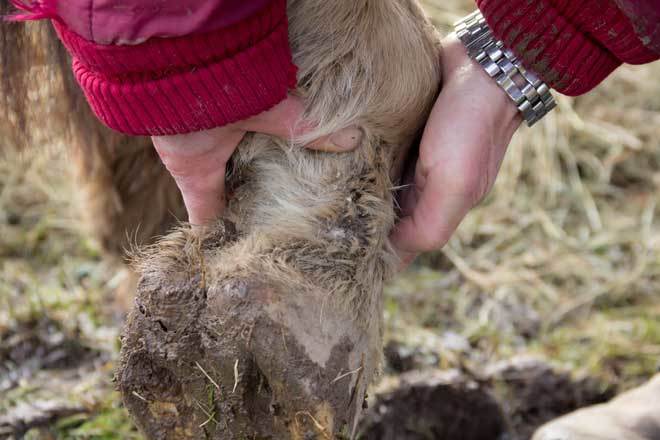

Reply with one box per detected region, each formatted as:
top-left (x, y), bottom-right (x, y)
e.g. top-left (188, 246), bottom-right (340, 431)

top-left (476, 0), bottom-right (659, 96)
top-left (53, 0), bottom-right (297, 136)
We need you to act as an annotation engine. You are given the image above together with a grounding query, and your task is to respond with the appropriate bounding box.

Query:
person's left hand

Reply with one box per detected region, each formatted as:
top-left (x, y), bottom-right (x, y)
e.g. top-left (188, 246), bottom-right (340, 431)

top-left (152, 95), bottom-right (362, 225)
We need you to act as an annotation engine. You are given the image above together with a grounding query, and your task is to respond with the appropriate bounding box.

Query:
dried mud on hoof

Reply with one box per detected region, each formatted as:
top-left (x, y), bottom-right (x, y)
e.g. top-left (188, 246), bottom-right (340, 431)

top-left (116, 224), bottom-right (375, 439)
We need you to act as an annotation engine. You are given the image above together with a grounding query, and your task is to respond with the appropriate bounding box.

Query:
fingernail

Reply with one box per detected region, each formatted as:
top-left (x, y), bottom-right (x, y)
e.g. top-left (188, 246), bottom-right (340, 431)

top-left (329, 127), bottom-right (363, 151)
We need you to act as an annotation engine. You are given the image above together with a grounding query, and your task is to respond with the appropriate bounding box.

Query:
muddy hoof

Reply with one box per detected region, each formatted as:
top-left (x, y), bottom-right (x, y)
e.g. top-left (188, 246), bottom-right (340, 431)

top-left (116, 225), bottom-right (375, 439)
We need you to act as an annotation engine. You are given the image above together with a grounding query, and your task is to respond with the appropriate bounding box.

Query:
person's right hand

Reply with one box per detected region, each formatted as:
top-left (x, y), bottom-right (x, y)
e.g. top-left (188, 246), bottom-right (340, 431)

top-left (390, 34), bottom-right (523, 266)
top-left (152, 96), bottom-right (363, 225)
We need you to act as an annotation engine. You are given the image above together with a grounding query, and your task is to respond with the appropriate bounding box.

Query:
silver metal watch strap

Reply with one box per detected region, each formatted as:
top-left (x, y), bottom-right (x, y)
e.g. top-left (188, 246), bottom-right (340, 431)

top-left (455, 11), bottom-right (557, 127)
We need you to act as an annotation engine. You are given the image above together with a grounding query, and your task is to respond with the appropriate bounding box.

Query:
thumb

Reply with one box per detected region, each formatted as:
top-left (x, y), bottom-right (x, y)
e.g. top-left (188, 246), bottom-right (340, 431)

top-left (238, 95), bottom-right (363, 153)
top-left (152, 127), bottom-right (245, 225)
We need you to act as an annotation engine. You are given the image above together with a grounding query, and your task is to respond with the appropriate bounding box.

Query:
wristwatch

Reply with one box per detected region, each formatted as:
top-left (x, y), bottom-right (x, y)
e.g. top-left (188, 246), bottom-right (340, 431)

top-left (455, 11), bottom-right (556, 127)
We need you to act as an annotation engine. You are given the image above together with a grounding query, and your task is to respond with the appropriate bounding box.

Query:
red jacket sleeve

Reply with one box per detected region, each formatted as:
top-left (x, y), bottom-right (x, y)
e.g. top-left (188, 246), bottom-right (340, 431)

top-left (476, 0), bottom-right (660, 96)
top-left (9, 0), bottom-right (297, 136)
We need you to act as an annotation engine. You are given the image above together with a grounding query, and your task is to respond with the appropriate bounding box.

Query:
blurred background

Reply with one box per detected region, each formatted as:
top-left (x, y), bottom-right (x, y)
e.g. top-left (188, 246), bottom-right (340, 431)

top-left (1, 0), bottom-right (659, 438)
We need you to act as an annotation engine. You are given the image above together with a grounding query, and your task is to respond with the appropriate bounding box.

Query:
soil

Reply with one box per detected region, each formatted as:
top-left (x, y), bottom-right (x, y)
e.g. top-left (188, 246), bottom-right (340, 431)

top-left (359, 357), bottom-right (617, 440)
top-left (0, 316), bottom-right (101, 394)
top-left (484, 357), bottom-right (617, 440)
top-left (0, 317), bottom-right (106, 438)
top-left (0, 314), bottom-right (619, 440)
top-left (358, 370), bottom-right (510, 440)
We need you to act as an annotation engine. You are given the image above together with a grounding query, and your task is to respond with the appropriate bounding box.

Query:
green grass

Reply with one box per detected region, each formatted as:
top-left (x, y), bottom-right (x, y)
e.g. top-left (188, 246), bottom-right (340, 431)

top-left (53, 395), bottom-right (141, 440)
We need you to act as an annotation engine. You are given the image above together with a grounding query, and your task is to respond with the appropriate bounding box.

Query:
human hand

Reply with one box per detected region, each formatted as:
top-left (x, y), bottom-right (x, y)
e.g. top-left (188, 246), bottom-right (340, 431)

top-left (390, 34), bottom-right (523, 266)
top-left (152, 96), bottom-right (362, 225)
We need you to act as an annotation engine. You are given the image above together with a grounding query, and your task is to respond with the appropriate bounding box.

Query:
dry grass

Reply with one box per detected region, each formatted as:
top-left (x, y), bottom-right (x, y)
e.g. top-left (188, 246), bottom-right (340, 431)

top-left (1, 0), bottom-right (660, 437)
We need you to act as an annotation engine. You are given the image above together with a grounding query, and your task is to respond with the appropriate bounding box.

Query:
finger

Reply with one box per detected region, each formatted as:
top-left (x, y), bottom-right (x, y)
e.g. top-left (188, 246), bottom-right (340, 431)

top-left (389, 95), bottom-right (480, 255)
top-left (389, 53), bottom-right (519, 258)
top-left (238, 95), bottom-right (362, 152)
top-left (173, 168), bottom-right (227, 226)
top-left (390, 166), bottom-right (476, 255)
top-left (238, 95), bottom-right (309, 138)
top-left (152, 129), bottom-right (245, 225)
top-left (151, 126), bottom-right (243, 157)
top-left (305, 126), bottom-right (363, 152)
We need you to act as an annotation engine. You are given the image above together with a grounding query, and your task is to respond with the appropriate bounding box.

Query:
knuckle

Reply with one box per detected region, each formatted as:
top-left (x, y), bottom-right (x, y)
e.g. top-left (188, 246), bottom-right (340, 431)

top-left (161, 161), bottom-right (195, 182)
top-left (453, 170), bottom-right (488, 207)
top-left (174, 175), bottom-right (220, 196)
top-left (420, 227), bottom-right (451, 252)
top-left (431, 233), bottom-right (451, 250)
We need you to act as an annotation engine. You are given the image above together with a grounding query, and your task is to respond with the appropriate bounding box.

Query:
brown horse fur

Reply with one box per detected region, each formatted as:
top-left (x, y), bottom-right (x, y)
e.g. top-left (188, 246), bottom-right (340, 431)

top-left (2, 0), bottom-right (441, 437)
top-left (1, 3), bottom-right (185, 257)
top-left (2, 4), bottom-right (185, 307)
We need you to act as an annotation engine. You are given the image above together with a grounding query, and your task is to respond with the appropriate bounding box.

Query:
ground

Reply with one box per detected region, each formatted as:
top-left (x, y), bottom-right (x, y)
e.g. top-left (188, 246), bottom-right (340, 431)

top-left (2, 1), bottom-right (660, 439)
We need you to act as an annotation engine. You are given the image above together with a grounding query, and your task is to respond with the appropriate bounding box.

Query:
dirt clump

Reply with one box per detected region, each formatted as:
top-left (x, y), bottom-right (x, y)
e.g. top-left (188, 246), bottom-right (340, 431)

top-left (359, 370), bottom-right (510, 440)
top-left (359, 358), bottom-right (616, 440)
top-left (0, 316), bottom-right (101, 392)
top-left (485, 357), bottom-right (617, 440)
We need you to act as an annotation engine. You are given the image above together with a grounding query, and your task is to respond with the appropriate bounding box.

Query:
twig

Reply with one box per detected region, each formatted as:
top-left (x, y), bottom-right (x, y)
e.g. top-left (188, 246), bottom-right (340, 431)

top-left (281, 328), bottom-right (288, 354)
top-left (195, 361), bottom-right (220, 390)
top-left (232, 359), bottom-right (240, 393)
top-left (295, 411), bottom-right (331, 440)
top-left (194, 399), bottom-right (219, 427)
top-left (348, 354), bottom-right (365, 408)
top-left (332, 366), bottom-right (363, 384)
top-left (132, 391), bottom-right (148, 402)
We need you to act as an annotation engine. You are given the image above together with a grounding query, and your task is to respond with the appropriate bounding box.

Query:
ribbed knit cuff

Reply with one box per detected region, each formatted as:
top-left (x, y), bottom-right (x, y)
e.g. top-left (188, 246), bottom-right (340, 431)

top-left (53, 0), bottom-right (297, 136)
top-left (476, 0), bottom-right (658, 96)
